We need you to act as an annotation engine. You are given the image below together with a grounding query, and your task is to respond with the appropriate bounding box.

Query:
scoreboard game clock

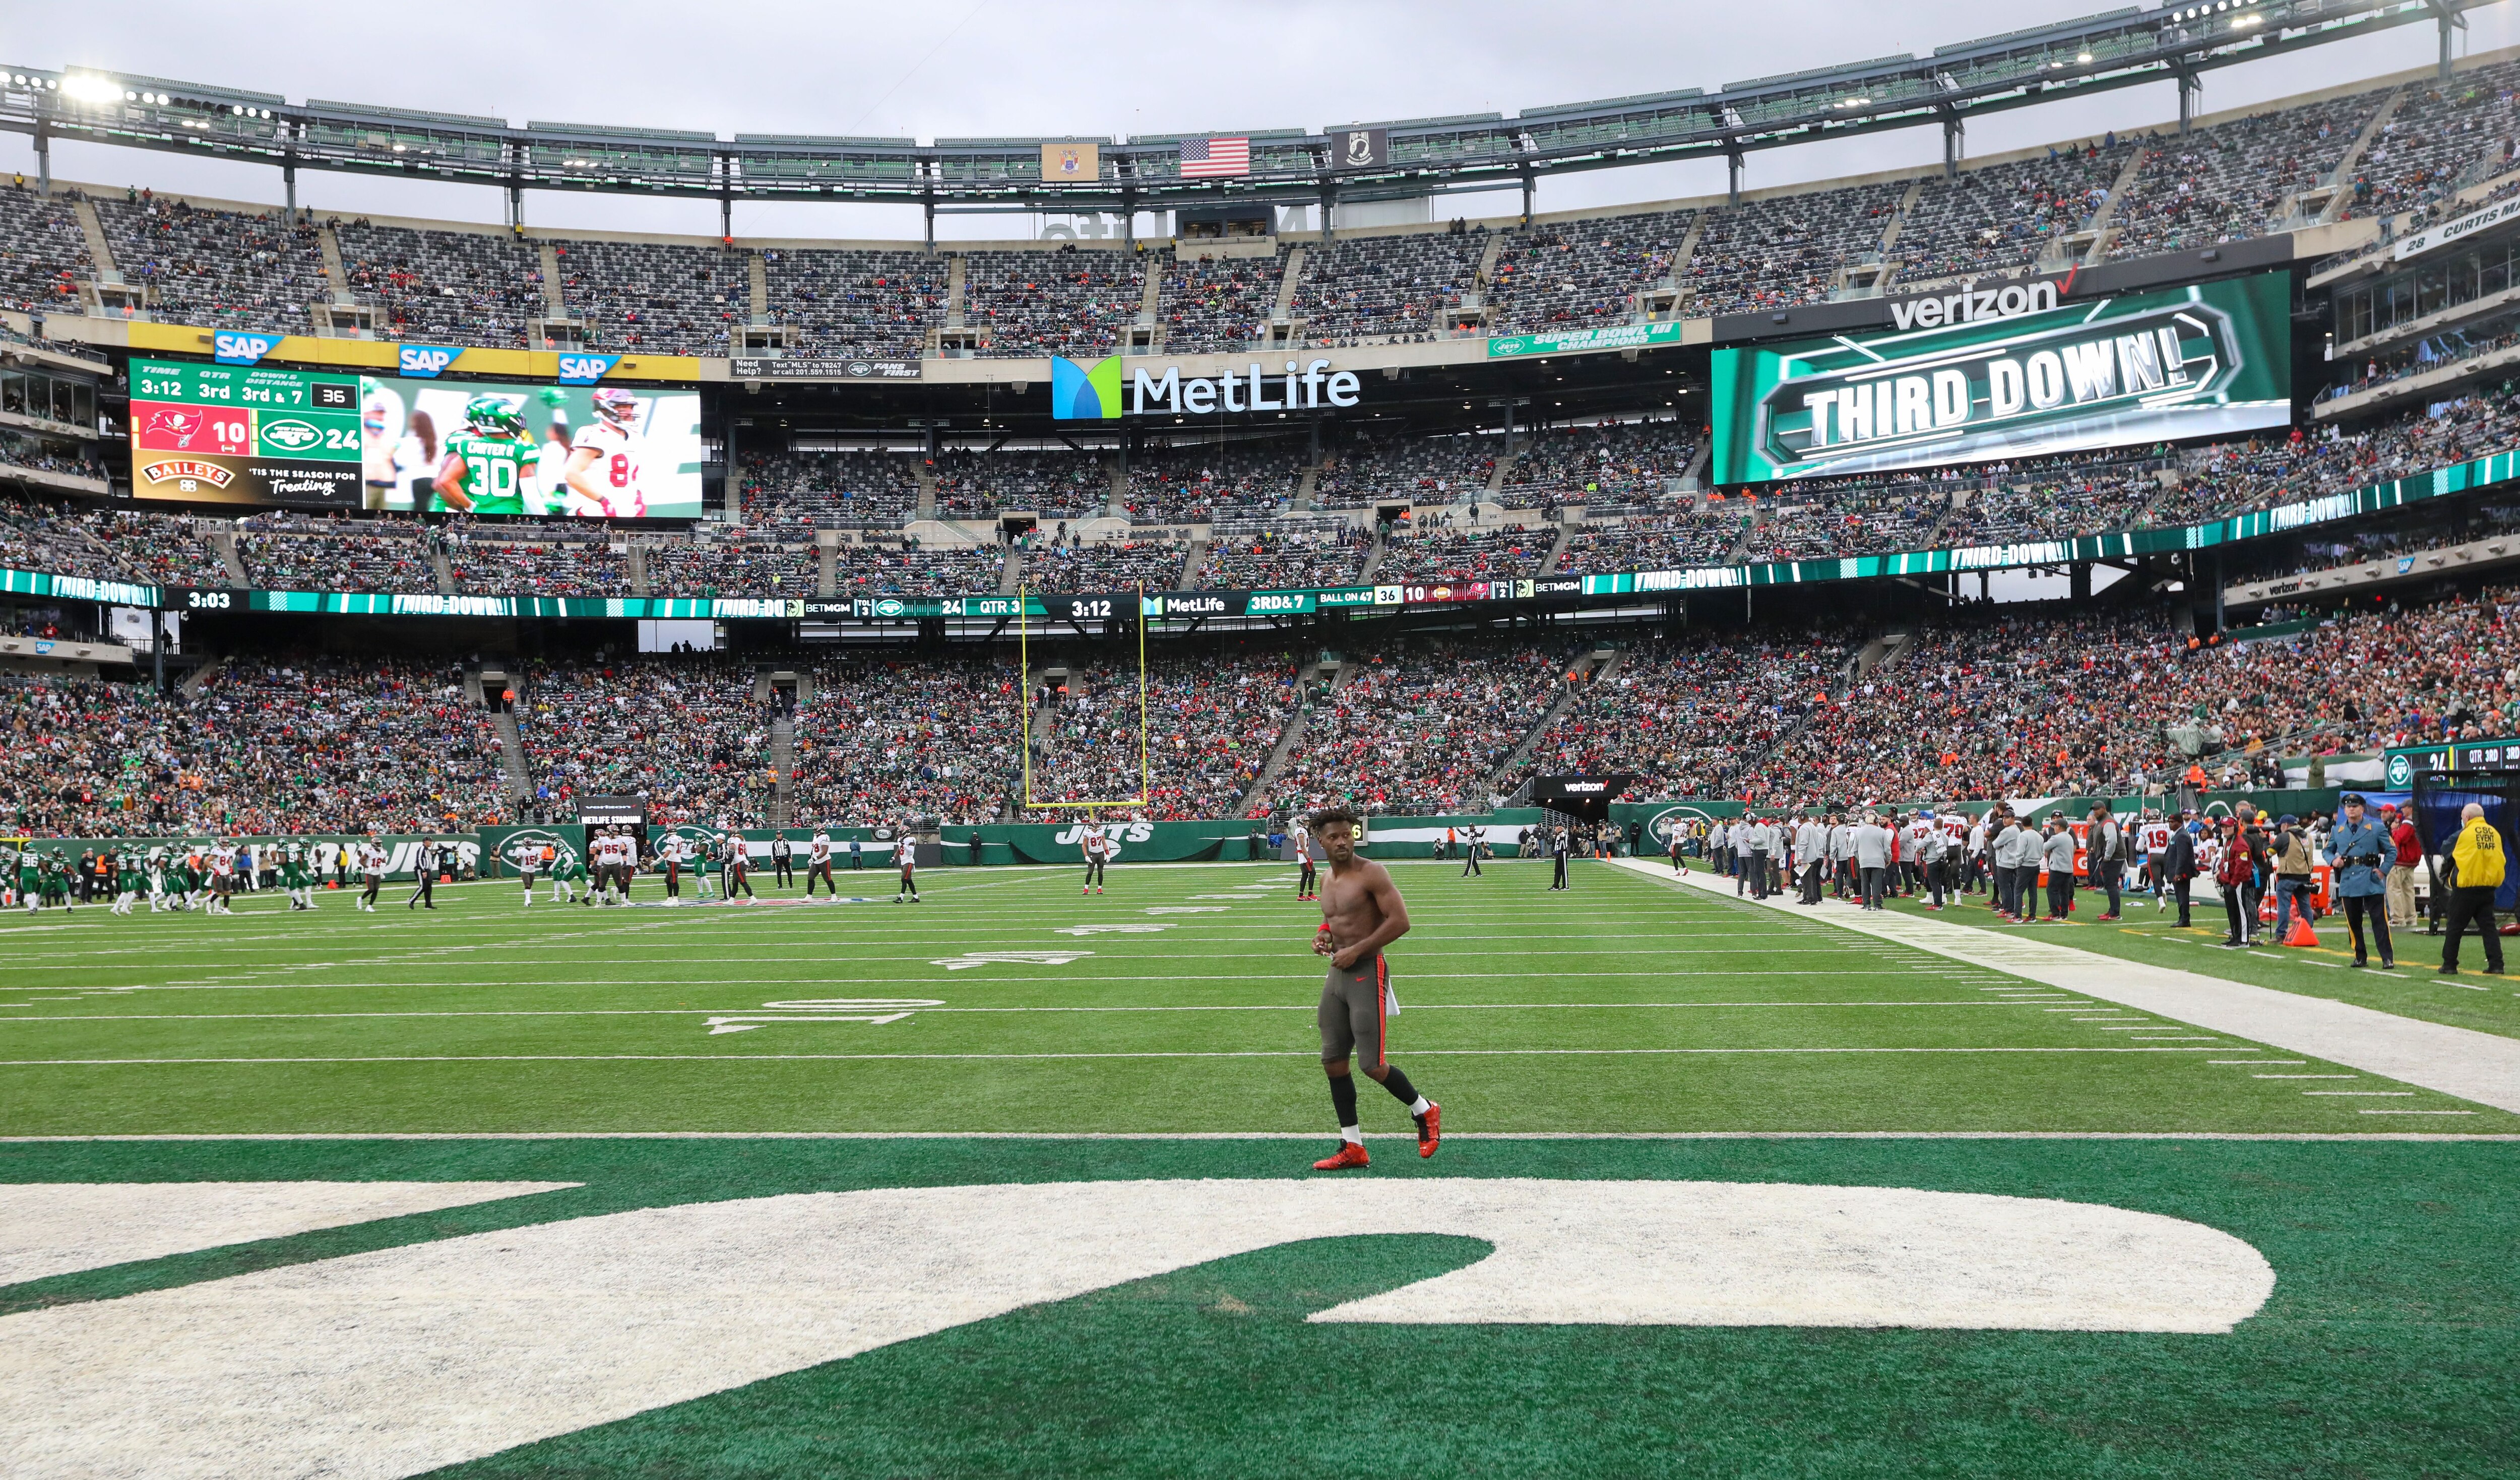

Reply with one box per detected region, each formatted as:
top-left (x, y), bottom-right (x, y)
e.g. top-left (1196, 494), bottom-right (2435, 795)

top-left (129, 359), bottom-right (364, 508)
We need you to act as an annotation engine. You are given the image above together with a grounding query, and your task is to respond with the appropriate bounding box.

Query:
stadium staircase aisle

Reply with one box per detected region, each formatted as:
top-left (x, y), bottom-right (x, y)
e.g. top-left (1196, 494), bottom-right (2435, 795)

top-left (1610, 856), bottom-right (2520, 1114)
top-left (1357, 524), bottom-right (1390, 583)
top-left (68, 198), bottom-right (114, 277)
top-left (1487, 647), bottom-right (1617, 790)
top-left (770, 712), bottom-right (795, 826)
top-left (211, 529), bottom-right (248, 588)
top-left (2318, 88), bottom-right (2407, 225)
top-left (428, 544), bottom-right (457, 595)
top-left (999, 543), bottom-right (1024, 594)
top-left (2084, 148), bottom-right (2156, 263)
top-left (1536, 520), bottom-right (1573, 575)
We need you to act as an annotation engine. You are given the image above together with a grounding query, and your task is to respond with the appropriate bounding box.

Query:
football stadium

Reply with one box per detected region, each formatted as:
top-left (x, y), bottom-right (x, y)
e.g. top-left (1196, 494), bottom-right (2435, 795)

top-left (4, 1), bottom-right (2520, 1473)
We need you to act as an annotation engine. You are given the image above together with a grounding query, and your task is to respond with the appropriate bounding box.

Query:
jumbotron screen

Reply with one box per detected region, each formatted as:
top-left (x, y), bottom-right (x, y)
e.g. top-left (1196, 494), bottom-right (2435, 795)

top-left (358, 376), bottom-right (703, 520)
top-left (1708, 271), bottom-right (2293, 484)
top-left (130, 360), bottom-right (703, 519)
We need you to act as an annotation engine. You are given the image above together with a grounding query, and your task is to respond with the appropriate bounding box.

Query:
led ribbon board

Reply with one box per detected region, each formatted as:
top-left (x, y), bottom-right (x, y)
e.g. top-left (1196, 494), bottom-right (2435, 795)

top-left (1710, 271), bottom-right (2292, 483)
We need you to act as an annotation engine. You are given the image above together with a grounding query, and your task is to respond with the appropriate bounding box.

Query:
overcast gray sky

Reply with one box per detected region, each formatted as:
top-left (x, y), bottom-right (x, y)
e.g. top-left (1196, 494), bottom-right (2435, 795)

top-left (7, 0), bottom-right (2513, 239)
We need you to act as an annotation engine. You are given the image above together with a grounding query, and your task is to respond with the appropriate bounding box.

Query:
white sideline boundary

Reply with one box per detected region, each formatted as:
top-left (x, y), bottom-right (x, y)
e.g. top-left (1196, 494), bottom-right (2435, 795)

top-left (1613, 858), bottom-right (2520, 1115)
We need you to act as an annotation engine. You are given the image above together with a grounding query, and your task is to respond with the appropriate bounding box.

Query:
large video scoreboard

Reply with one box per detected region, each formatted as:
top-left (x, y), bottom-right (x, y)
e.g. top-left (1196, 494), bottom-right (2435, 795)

top-left (129, 359), bottom-right (364, 507)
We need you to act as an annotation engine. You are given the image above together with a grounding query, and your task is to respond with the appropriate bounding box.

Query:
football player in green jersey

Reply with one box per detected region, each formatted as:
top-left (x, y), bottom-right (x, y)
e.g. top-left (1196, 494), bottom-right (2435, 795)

top-left (13, 846), bottom-right (34, 913)
top-left (430, 395), bottom-right (540, 516)
top-left (110, 849), bottom-right (137, 915)
top-left (280, 839), bottom-right (313, 911)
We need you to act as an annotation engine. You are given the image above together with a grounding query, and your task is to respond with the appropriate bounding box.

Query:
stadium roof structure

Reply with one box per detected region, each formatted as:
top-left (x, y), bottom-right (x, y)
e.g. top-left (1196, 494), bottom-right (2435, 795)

top-left (0, 0), bottom-right (2494, 223)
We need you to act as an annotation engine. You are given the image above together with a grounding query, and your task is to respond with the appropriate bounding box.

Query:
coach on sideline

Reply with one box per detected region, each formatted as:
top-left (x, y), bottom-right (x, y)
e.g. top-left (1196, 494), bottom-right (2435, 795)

top-left (2439, 802), bottom-right (2507, 977)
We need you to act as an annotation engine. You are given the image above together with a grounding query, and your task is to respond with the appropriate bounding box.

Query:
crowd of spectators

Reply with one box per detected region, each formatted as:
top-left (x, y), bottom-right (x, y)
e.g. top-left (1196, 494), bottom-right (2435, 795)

top-left (0, 182), bottom-right (91, 313)
top-left (90, 510), bottom-right (229, 587)
top-left (0, 657), bottom-right (503, 838)
top-left (444, 529), bottom-right (629, 596)
top-left (239, 529), bottom-right (438, 594)
top-left (1273, 641), bottom-right (1560, 815)
top-left (1199, 522), bottom-right (1371, 589)
top-left (1687, 183), bottom-right (1906, 314)
top-left (516, 656), bottom-right (774, 827)
top-left (933, 448), bottom-right (1109, 520)
top-left (1506, 420), bottom-right (1697, 510)
top-left (2107, 93), bottom-right (2372, 259)
top-left (338, 221), bottom-right (543, 348)
top-left (1553, 510), bottom-right (1745, 574)
top-left (1292, 230), bottom-right (1487, 343)
top-left (832, 540), bottom-right (1006, 596)
top-left (762, 247), bottom-right (944, 361)
top-left (1487, 210), bottom-right (1691, 335)
top-left (1160, 248), bottom-right (1284, 351)
top-left (1896, 143), bottom-right (2134, 283)
top-left (96, 195), bottom-right (326, 334)
top-left (2342, 63), bottom-right (2520, 221)
top-left (793, 653), bottom-right (1020, 825)
top-left (554, 239), bottom-right (742, 355)
top-left (739, 449), bottom-right (919, 525)
top-left (963, 248), bottom-right (1146, 357)
top-left (1744, 487), bottom-right (1949, 562)
top-left (1517, 630), bottom-right (1852, 800)
top-left (643, 537), bottom-right (817, 598)
top-left (1374, 524), bottom-right (1551, 583)
top-left (1017, 536), bottom-right (1193, 593)
top-left (1311, 434), bottom-right (1499, 509)
top-left (1123, 439), bottom-right (1306, 522)
top-left (1023, 650), bottom-right (1300, 817)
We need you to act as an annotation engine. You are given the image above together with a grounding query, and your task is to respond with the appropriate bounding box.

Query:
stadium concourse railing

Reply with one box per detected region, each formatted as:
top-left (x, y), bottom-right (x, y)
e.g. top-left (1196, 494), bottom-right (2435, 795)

top-left (35, 443), bottom-right (2514, 622)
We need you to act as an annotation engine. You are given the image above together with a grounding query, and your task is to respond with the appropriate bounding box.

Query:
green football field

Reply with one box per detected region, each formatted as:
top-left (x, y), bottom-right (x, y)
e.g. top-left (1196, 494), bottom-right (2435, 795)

top-left (5, 858), bottom-right (2515, 1477)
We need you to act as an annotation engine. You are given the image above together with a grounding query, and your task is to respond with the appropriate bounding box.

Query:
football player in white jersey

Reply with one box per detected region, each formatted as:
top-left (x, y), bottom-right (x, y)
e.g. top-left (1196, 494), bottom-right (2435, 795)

top-left (562, 388), bottom-right (647, 519)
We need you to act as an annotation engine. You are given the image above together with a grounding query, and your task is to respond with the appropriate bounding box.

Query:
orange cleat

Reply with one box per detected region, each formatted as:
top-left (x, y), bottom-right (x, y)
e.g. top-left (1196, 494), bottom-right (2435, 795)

top-left (1312, 1141), bottom-right (1370, 1171)
top-left (1415, 1102), bottom-right (1441, 1157)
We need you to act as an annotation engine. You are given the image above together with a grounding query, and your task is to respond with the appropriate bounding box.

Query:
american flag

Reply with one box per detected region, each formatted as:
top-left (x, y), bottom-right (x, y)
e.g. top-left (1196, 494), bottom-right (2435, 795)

top-left (1179, 136), bottom-right (1250, 178)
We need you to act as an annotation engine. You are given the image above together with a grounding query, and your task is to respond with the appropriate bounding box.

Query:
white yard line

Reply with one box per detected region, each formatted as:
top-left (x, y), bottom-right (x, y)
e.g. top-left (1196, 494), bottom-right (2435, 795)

top-left (1613, 859), bottom-right (2520, 1115)
top-left (3, 1129), bottom-right (2512, 1141)
top-left (0, 1046), bottom-right (2250, 1066)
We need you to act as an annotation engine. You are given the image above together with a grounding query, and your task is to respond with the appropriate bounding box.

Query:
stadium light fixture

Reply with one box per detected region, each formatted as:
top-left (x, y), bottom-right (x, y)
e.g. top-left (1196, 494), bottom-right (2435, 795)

top-left (59, 72), bottom-right (120, 104)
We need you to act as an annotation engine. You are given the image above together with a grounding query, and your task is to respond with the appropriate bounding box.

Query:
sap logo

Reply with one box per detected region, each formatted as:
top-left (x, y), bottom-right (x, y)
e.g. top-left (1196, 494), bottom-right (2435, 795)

top-left (557, 354), bottom-right (621, 385)
top-left (397, 345), bottom-right (461, 378)
top-left (212, 331), bottom-right (284, 366)
top-left (2397, 557), bottom-right (2417, 574)
top-left (1051, 354), bottom-right (1123, 420)
top-left (260, 418), bottom-right (323, 453)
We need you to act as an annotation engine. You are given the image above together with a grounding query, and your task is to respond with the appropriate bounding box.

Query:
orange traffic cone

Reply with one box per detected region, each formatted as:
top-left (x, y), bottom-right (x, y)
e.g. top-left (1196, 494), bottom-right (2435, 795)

top-left (2283, 911), bottom-right (2319, 948)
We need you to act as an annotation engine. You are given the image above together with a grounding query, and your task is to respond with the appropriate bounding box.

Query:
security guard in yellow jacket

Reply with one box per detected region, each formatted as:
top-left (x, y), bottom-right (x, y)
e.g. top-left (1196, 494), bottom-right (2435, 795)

top-left (2441, 803), bottom-right (2506, 977)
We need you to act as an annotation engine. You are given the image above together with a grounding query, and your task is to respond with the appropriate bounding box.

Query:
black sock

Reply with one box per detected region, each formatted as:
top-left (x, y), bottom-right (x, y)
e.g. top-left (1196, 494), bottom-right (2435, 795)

top-left (1378, 1064), bottom-right (1419, 1107)
top-left (1328, 1071), bottom-right (1358, 1129)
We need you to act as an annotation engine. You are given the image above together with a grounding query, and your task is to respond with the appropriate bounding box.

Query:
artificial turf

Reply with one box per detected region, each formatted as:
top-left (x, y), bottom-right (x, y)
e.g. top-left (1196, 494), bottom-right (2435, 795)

top-left (1, 859), bottom-right (2503, 1135)
top-left (6, 1135), bottom-right (2515, 1478)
